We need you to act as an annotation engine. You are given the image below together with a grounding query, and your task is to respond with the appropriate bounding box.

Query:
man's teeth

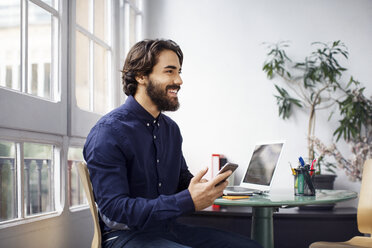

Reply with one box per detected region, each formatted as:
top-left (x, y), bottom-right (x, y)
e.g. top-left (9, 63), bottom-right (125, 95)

top-left (169, 89), bottom-right (178, 94)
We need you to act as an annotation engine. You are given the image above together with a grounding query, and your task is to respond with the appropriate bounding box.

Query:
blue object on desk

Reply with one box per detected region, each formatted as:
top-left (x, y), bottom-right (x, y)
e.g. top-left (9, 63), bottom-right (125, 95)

top-left (299, 156), bottom-right (305, 167)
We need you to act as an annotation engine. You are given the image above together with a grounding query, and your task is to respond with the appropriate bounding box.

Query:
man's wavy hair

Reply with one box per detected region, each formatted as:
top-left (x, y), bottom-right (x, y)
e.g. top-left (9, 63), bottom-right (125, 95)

top-left (121, 39), bottom-right (183, 96)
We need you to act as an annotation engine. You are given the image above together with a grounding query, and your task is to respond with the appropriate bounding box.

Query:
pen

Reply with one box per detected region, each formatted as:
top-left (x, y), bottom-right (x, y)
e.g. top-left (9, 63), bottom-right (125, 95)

top-left (289, 162), bottom-right (296, 175)
top-left (222, 195), bottom-right (250, 200)
top-left (298, 157), bottom-right (305, 167)
top-left (310, 159), bottom-right (316, 176)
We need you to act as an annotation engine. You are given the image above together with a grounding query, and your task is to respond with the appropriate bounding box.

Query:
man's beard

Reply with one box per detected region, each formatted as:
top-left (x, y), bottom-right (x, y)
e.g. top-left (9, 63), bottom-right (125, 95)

top-left (146, 79), bottom-right (180, 112)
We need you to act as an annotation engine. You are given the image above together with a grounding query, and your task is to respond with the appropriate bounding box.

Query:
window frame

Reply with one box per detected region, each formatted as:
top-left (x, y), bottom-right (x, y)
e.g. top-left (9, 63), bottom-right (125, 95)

top-left (117, 0), bottom-right (143, 103)
top-left (70, 0), bottom-right (122, 138)
top-left (0, 0), bottom-right (67, 228)
top-left (0, 0), bottom-right (143, 228)
top-left (0, 0), bottom-right (68, 136)
top-left (0, 128), bottom-right (63, 228)
top-left (123, 0), bottom-right (143, 55)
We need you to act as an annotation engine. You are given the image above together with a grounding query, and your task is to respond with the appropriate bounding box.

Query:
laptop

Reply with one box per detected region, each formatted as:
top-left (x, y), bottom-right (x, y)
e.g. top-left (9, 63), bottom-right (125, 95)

top-left (223, 141), bottom-right (285, 196)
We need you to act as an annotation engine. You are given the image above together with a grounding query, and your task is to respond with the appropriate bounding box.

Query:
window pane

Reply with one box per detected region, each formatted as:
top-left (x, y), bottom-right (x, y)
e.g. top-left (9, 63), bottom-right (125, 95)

top-left (67, 147), bottom-right (84, 161)
top-left (24, 143), bottom-right (54, 216)
top-left (0, 141), bottom-right (17, 222)
top-left (94, 0), bottom-right (108, 42)
top-left (76, 0), bottom-right (90, 30)
top-left (28, 2), bottom-right (54, 100)
top-left (93, 43), bottom-right (108, 114)
top-left (129, 7), bottom-right (136, 49)
top-left (0, 1), bottom-right (21, 91)
top-left (68, 147), bottom-right (87, 207)
top-left (75, 31), bottom-right (90, 111)
top-left (44, 63), bottom-right (51, 98)
top-left (31, 64), bottom-right (38, 95)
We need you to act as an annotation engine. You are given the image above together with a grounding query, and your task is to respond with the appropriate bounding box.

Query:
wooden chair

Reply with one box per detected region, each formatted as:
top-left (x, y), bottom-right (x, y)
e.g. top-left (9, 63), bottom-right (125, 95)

top-left (310, 159), bottom-right (372, 248)
top-left (77, 162), bottom-right (102, 248)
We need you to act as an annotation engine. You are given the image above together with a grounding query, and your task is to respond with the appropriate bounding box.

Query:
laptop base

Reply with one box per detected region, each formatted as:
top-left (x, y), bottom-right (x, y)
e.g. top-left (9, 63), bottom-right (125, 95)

top-left (223, 186), bottom-right (262, 196)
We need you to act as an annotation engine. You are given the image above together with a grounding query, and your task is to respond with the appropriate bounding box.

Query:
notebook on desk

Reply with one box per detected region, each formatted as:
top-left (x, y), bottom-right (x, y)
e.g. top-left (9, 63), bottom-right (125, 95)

top-left (223, 141), bottom-right (284, 196)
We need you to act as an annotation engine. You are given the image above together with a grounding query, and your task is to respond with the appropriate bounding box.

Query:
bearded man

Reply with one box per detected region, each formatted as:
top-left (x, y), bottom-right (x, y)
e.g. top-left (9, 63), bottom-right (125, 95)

top-left (84, 39), bottom-right (261, 248)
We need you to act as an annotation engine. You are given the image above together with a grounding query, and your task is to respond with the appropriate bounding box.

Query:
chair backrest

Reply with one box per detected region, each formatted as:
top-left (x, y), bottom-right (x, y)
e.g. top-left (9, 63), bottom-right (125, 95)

top-left (357, 159), bottom-right (372, 235)
top-left (77, 162), bottom-right (101, 248)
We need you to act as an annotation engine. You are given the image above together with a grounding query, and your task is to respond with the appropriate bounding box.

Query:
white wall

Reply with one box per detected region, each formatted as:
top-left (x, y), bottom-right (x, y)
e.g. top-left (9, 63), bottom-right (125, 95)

top-left (144, 0), bottom-right (372, 207)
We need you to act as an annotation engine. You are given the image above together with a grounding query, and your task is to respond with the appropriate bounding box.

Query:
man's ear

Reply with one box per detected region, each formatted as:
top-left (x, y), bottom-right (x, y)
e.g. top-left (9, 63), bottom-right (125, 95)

top-left (135, 74), bottom-right (148, 85)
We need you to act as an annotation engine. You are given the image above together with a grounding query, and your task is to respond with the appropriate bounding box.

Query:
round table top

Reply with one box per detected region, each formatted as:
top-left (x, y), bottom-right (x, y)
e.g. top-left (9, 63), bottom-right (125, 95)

top-left (214, 189), bottom-right (358, 207)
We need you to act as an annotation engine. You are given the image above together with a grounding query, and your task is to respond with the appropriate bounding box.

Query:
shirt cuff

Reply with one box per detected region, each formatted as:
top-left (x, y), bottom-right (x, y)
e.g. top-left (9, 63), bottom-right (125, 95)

top-left (175, 189), bottom-right (195, 213)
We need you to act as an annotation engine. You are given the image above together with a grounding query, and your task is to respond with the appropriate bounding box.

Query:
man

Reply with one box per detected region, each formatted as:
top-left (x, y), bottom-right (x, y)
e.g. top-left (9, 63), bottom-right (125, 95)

top-left (84, 39), bottom-right (261, 248)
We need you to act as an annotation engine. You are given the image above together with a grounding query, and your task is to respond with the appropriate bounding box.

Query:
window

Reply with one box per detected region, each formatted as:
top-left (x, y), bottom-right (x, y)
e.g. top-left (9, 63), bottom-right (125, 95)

top-left (74, 0), bottom-right (112, 114)
top-left (24, 142), bottom-right (55, 216)
top-left (0, 0), bottom-right (65, 225)
top-left (0, 141), bottom-right (16, 222)
top-left (0, 139), bottom-right (59, 223)
top-left (71, 0), bottom-right (130, 137)
top-left (0, 0), bottom-right (66, 135)
top-left (0, 0), bottom-right (141, 228)
top-left (0, 0), bottom-right (21, 91)
top-left (123, 0), bottom-right (143, 56)
top-left (67, 147), bottom-right (87, 208)
top-left (0, 0), bottom-right (59, 101)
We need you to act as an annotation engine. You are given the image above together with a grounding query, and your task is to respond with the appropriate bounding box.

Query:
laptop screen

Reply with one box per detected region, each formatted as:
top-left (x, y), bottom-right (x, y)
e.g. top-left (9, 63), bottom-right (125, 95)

top-left (242, 143), bottom-right (284, 186)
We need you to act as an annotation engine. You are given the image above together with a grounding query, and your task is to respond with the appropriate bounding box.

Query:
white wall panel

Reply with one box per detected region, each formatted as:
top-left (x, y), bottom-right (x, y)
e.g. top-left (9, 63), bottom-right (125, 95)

top-left (144, 0), bottom-right (372, 207)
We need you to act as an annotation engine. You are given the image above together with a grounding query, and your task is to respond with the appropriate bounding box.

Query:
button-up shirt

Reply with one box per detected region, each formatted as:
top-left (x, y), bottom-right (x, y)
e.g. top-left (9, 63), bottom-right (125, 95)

top-left (83, 96), bottom-right (195, 233)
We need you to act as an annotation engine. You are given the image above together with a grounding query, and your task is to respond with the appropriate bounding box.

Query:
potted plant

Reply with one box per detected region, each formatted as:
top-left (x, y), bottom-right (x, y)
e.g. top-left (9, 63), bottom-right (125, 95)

top-left (262, 40), bottom-right (372, 187)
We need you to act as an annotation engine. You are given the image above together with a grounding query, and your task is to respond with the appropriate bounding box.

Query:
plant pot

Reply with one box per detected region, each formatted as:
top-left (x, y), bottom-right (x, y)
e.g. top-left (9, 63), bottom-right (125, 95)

top-left (313, 174), bottom-right (337, 189)
top-left (299, 174), bottom-right (337, 210)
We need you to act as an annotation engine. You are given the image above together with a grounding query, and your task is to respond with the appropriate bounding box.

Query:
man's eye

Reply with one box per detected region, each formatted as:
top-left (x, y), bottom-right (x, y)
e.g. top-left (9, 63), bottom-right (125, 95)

top-left (166, 70), bottom-right (172, 73)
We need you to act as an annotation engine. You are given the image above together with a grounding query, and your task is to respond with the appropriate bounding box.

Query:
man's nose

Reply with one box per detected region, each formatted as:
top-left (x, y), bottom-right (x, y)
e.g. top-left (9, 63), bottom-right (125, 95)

top-left (174, 74), bottom-right (183, 86)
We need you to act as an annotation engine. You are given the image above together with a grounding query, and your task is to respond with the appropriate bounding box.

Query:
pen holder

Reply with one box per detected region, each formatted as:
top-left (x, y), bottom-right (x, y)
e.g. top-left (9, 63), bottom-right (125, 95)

top-left (294, 168), bottom-right (316, 196)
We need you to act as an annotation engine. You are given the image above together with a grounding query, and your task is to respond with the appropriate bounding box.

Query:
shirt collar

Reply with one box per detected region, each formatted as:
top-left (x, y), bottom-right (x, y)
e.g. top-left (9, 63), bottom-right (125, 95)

top-left (124, 95), bottom-right (162, 124)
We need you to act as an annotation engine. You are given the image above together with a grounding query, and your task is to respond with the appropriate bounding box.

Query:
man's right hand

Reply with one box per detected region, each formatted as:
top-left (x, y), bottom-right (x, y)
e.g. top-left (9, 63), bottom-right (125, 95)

top-left (188, 167), bottom-right (232, 211)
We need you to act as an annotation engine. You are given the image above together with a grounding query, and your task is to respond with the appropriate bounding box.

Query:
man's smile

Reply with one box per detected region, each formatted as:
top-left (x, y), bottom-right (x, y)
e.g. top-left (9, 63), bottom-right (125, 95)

top-left (168, 88), bottom-right (179, 97)
top-left (166, 86), bottom-right (180, 98)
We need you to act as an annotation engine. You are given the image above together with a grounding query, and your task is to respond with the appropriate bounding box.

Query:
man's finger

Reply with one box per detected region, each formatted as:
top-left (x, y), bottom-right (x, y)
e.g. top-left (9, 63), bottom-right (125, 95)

top-left (210, 170), bottom-right (232, 186)
top-left (214, 180), bottom-right (229, 192)
top-left (210, 180), bottom-right (228, 199)
top-left (191, 167), bottom-right (208, 183)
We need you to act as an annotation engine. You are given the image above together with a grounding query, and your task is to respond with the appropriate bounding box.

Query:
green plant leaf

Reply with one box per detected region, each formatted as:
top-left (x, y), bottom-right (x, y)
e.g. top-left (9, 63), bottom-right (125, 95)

top-left (263, 40), bottom-right (372, 156)
top-left (273, 85), bottom-right (303, 119)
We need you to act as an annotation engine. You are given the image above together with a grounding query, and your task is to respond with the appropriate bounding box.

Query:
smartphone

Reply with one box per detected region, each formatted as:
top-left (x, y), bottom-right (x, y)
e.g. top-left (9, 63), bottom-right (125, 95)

top-left (215, 163), bottom-right (238, 186)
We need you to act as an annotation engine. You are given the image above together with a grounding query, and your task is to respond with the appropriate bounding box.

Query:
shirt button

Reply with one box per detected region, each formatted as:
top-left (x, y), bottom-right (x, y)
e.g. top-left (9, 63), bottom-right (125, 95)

top-left (158, 182), bottom-right (162, 187)
top-left (153, 120), bottom-right (156, 123)
top-left (157, 123), bottom-right (160, 126)
top-left (157, 159), bottom-right (160, 163)
top-left (154, 135), bottom-right (156, 139)
top-left (146, 123), bottom-right (150, 126)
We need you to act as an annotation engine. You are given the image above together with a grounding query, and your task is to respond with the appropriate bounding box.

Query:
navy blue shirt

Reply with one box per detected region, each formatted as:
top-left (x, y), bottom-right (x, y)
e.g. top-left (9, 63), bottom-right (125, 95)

top-left (83, 96), bottom-right (195, 233)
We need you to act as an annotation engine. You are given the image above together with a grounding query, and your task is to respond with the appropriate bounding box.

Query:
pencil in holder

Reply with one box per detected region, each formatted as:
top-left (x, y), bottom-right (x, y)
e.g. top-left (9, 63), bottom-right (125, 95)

top-left (294, 168), bottom-right (315, 196)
